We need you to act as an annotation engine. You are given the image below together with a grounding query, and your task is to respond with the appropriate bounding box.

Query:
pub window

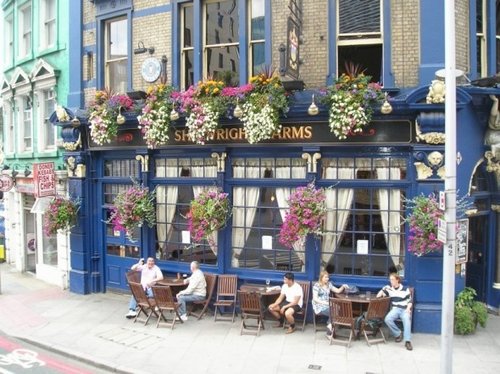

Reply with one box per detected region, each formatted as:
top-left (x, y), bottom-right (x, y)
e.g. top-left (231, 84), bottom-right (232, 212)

top-left (337, 0), bottom-right (382, 81)
top-left (154, 158), bottom-right (218, 265)
top-left (320, 157), bottom-right (407, 277)
top-left (477, 0), bottom-right (487, 77)
top-left (103, 159), bottom-right (139, 178)
top-left (249, 0), bottom-right (265, 76)
top-left (205, 0), bottom-right (239, 85)
top-left (181, 4), bottom-right (194, 89)
top-left (104, 17), bottom-right (128, 93)
top-left (231, 157), bottom-right (307, 271)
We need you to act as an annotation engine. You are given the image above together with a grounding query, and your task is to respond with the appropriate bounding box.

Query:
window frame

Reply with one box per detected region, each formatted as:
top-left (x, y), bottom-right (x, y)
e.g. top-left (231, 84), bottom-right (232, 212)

top-left (19, 96), bottom-right (33, 153)
top-left (36, 89), bottom-right (57, 152)
top-left (2, 99), bottom-right (15, 155)
top-left (39, 0), bottom-right (57, 51)
top-left (4, 15), bottom-right (14, 67)
top-left (18, 1), bottom-right (32, 59)
top-left (103, 16), bottom-right (129, 93)
top-left (248, 0), bottom-right (265, 77)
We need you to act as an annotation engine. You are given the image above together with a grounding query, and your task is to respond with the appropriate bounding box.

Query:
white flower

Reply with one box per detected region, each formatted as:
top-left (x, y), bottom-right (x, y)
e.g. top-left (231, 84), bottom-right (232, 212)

top-left (186, 103), bottom-right (220, 145)
top-left (241, 102), bottom-right (281, 144)
top-left (138, 105), bottom-right (171, 149)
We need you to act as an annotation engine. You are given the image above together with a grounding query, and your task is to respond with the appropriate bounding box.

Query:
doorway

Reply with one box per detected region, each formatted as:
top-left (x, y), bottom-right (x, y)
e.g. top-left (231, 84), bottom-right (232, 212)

top-left (466, 215), bottom-right (488, 301)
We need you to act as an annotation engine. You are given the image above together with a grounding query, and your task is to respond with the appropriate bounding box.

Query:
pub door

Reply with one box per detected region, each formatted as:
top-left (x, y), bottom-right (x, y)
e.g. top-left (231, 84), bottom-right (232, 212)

top-left (466, 215), bottom-right (488, 301)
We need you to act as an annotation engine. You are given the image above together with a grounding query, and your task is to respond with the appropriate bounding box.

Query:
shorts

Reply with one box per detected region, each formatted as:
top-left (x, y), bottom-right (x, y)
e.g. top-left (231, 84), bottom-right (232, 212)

top-left (279, 300), bottom-right (302, 313)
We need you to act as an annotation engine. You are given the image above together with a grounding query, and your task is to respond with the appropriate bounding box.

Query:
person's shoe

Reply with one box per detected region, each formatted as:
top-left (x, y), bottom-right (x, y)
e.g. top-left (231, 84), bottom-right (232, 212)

top-left (273, 322), bottom-right (284, 328)
top-left (125, 310), bottom-right (137, 319)
top-left (285, 326), bottom-right (295, 334)
top-left (326, 327), bottom-right (333, 337)
top-left (405, 341), bottom-right (413, 351)
top-left (180, 314), bottom-right (188, 322)
top-left (395, 333), bottom-right (403, 343)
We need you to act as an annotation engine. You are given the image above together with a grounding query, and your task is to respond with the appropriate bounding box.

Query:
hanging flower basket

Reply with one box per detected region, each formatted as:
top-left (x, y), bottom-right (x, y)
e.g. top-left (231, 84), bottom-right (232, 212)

top-left (187, 189), bottom-right (231, 249)
top-left (405, 194), bottom-right (444, 256)
top-left (279, 182), bottom-right (326, 249)
top-left (88, 89), bottom-right (135, 145)
top-left (137, 84), bottom-right (174, 149)
top-left (43, 197), bottom-right (80, 236)
top-left (108, 183), bottom-right (156, 240)
top-left (322, 65), bottom-right (384, 140)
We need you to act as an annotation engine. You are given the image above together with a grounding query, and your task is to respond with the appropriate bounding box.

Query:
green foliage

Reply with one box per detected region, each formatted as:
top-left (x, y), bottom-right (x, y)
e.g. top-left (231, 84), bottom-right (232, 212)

top-left (454, 287), bottom-right (488, 334)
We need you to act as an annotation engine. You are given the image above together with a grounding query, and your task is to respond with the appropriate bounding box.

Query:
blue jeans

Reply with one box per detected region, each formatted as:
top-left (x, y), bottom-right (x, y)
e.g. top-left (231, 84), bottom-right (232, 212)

top-left (385, 307), bottom-right (412, 342)
top-left (128, 287), bottom-right (153, 311)
top-left (177, 294), bottom-right (206, 316)
top-left (315, 308), bottom-right (331, 325)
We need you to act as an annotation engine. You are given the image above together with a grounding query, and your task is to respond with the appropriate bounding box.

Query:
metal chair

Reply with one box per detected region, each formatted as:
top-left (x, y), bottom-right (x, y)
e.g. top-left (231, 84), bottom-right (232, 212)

top-left (213, 274), bottom-right (238, 322)
top-left (360, 297), bottom-right (390, 346)
top-left (238, 291), bottom-right (265, 336)
top-left (151, 285), bottom-right (183, 329)
top-left (188, 273), bottom-right (217, 320)
top-left (329, 297), bottom-right (356, 347)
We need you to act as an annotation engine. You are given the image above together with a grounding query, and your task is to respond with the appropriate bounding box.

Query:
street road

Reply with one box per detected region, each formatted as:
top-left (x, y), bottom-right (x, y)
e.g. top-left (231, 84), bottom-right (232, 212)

top-left (0, 332), bottom-right (111, 374)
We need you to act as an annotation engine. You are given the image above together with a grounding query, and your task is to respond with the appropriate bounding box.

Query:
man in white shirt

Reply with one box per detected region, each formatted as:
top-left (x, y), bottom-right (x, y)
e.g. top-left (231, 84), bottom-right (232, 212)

top-left (176, 261), bottom-right (207, 321)
top-left (268, 272), bottom-right (303, 334)
top-left (126, 257), bottom-right (164, 318)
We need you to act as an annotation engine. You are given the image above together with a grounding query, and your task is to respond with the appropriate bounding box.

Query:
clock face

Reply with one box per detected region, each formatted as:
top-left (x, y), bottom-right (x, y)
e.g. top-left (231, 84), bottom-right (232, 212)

top-left (141, 57), bottom-right (162, 83)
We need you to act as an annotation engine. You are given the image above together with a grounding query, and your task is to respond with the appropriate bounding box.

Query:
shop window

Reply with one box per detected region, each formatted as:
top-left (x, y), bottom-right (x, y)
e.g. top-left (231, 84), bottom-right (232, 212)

top-left (104, 17), bottom-right (128, 93)
top-left (154, 158), bottom-right (218, 265)
top-left (40, 0), bottom-right (56, 50)
top-left (41, 229), bottom-right (57, 266)
top-left (230, 157), bottom-right (307, 271)
top-left (320, 157), bottom-right (407, 277)
top-left (106, 244), bottom-right (140, 258)
top-left (337, 0), bottom-right (382, 81)
top-left (18, 2), bottom-right (32, 59)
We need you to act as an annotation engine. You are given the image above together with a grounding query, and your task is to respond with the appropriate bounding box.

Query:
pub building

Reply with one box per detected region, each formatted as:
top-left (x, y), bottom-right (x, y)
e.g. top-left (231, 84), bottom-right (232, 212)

top-left (57, 0), bottom-right (499, 334)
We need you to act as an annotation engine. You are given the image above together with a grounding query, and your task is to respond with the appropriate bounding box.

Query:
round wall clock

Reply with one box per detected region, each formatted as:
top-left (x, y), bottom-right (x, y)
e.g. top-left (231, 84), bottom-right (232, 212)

top-left (141, 57), bottom-right (162, 83)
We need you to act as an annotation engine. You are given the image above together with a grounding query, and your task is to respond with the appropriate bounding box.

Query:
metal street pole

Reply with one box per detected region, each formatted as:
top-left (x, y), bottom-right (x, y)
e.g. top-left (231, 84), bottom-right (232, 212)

top-left (441, 1), bottom-right (457, 373)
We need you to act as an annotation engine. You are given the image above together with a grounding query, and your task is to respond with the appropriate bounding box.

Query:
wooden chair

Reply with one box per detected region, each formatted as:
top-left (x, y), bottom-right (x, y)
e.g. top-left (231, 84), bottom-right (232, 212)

top-left (151, 285), bottom-right (183, 329)
top-left (283, 280), bottom-right (310, 332)
top-left (360, 297), bottom-right (391, 346)
top-left (188, 273), bottom-right (217, 320)
top-left (125, 270), bottom-right (141, 284)
top-left (328, 297), bottom-right (356, 347)
top-left (128, 282), bottom-right (158, 325)
top-left (313, 311), bottom-right (329, 332)
top-left (238, 291), bottom-right (265, 336)
top-left (213, 274), bottom-right (238, 322)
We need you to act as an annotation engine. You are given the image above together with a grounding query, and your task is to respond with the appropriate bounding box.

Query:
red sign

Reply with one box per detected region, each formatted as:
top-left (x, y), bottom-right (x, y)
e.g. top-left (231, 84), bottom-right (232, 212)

top-left (33, 162), bottom-right (56, 198)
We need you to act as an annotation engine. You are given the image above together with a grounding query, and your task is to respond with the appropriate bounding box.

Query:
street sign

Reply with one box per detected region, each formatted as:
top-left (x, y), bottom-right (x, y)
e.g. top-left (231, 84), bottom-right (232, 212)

top-left (438, 218), bottom-right (447, 244)
top-left (439, 191), bottom-right (446, 211)
top-left (33, 162), bottom-right (56, 198)
top-left (456, 219), bottom-right (469, 264)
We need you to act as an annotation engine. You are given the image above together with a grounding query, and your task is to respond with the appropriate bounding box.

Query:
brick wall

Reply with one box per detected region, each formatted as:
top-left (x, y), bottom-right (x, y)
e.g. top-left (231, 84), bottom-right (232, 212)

top-left (456, 0), bottom-right (469, 73)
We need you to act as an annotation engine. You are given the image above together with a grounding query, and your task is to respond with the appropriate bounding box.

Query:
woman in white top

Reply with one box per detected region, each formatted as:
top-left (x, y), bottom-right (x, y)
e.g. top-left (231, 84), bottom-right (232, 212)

top-left (312, 270), bottom-right (347, 335)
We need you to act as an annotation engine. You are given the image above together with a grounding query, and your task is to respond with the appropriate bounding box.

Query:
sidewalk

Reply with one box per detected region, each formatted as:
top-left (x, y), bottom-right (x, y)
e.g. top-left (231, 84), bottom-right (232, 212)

top-left (0, 263), bottom-right (499, 374)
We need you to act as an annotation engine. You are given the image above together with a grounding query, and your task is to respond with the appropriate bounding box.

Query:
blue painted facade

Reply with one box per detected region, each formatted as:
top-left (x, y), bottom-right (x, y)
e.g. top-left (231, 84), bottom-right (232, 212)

top-left (56, 0), bottom-right (500, 334)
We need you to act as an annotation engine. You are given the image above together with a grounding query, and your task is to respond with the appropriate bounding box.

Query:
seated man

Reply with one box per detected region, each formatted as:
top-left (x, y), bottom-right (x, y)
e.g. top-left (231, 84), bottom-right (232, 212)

top-left (268, 272), bottom-right (303, 334)
top-left (176, 261), bottom-right (206, 321)
top-left (126, 257), bottom-right (164, 318)
top-left (376, 273), bottom-right (413, 350)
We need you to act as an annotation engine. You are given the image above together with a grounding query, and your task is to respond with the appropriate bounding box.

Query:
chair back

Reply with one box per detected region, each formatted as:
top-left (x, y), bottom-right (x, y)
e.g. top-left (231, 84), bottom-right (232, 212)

top-left (216, 274), bottom-right (238, 300)
top-left (365, 297), bottom-right (390, 321)
top-left (330, 297), bottom-right (354, 326)
top-left (204, 273), bottom-right (217, 301)
top-left (296, 280), bottom-right (310, 313)
top-left (126, 270), bottom-right (141, 284)
top-left (129, 282), bottom-right (148, 304)
top-left (152, 285), bottom-right (176, 309)
top-left (238, 291), bottom-right (262, 314)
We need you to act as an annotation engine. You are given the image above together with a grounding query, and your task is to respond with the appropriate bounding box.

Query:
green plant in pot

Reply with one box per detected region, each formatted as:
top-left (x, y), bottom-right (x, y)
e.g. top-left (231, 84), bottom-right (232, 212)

top-left (454, 287), bottom-right (488, 335)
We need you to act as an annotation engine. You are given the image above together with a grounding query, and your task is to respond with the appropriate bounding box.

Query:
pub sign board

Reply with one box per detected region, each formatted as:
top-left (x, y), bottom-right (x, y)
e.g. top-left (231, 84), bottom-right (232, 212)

top-left (33, 162), bottom-right (56, 198)
top-left (88, 120), bottom-right (413, 149)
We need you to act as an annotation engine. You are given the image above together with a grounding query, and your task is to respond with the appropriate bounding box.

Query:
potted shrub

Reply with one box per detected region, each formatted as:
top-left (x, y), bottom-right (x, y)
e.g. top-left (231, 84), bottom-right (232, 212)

top-left (454, 287), bottom-right (488, 335)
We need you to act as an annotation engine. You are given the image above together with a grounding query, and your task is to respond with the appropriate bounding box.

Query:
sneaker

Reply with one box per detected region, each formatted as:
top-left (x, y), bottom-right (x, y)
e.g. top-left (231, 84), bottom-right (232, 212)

top-left (125, 310), bottom-right (137, 319)
top-left (326, 328), bottom-right (333, 337)
top-left (285, 326), bottom-right (295, 334)
top-left (180, 314), bottom-right (188, 322)
top-left (395, 333), bottom-right (403, 343)
top-left (405, 341), bottom-right (413, 351)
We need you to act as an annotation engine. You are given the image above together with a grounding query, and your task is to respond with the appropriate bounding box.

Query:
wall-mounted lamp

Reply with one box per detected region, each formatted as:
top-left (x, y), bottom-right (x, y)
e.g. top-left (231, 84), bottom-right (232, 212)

top-left (380, 92), bottom-right (393, 114)
top-left (11, 168), bottom-right (18, 178)
top-left (134, 41), bottom-right (155, 55)
top-left (308, 94), bottom-right (319, 116)
top-left (2, 164), bottom-right (10, 171)
top-left (24, 166), bottom-right (31, 177)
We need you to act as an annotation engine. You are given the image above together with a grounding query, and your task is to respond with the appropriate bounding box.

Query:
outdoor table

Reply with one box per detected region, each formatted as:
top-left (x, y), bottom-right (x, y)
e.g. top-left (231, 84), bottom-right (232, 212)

top-left (157, 277), bottom-right (188, 295)
top-left (334, 292), bottom-right (373, 316)
top-left (240, 283), bottom-right (281, 319)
